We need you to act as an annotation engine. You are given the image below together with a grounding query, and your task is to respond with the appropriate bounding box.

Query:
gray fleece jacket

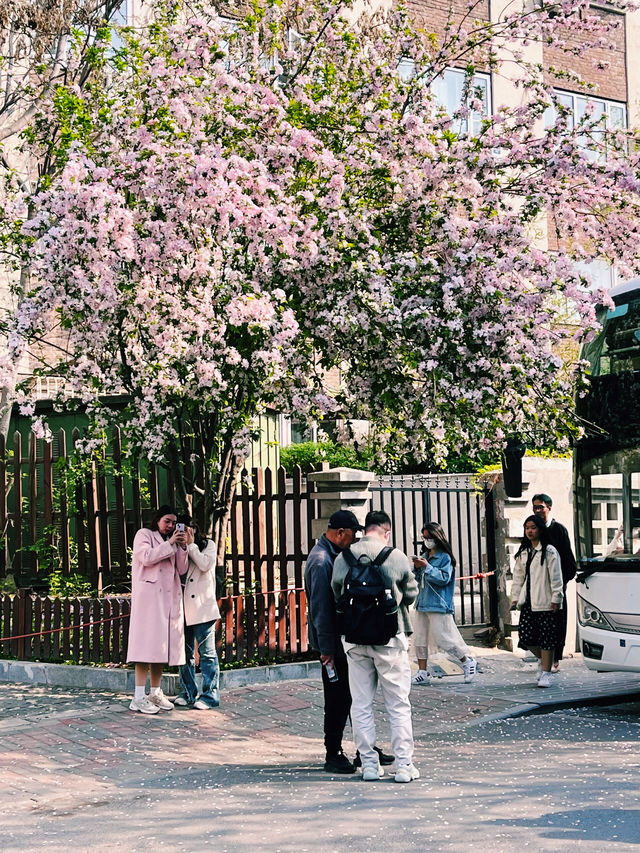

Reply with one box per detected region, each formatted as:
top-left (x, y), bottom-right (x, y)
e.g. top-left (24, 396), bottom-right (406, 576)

top-left (331, 534), bottom-right (418, 636)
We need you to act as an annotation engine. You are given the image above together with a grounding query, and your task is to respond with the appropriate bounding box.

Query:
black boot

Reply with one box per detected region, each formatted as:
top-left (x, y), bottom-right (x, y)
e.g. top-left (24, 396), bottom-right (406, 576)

top-left (354, 746), bottom-right (395, 768)
top-left (324, 750), bottom-right (356, 774)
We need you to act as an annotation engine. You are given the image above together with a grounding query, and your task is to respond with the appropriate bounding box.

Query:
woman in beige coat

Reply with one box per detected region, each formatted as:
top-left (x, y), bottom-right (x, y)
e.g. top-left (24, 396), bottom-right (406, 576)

top-left (174, 516), bottom-right (221, 710)
top-left (511, 514), bottom-right (563, 689)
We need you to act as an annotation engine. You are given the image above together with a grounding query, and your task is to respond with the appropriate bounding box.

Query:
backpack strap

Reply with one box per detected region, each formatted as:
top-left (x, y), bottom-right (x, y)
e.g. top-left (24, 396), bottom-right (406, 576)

top-left (342, 549), bottom-right (357, 569)
top-left (372, 546), bottom-right (394, 569)
top-left (342, 546), bottom-right (393, 570)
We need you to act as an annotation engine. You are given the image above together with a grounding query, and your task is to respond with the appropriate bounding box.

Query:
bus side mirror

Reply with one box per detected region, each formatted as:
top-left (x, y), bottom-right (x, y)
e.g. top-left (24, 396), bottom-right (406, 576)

top-left (502, 438), bottom-right (527, 498)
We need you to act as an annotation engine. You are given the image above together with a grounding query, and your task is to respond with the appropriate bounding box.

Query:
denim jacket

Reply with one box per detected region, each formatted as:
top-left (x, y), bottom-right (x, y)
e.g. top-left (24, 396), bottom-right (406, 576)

top-left (413, 549), bottom-right (455, 614)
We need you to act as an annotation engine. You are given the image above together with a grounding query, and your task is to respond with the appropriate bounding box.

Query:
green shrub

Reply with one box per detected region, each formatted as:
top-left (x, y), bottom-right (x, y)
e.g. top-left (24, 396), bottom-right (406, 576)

top-left (48, 571), bottom-right (93, 598)
top-left (280, 440), bottom-right (374, 474)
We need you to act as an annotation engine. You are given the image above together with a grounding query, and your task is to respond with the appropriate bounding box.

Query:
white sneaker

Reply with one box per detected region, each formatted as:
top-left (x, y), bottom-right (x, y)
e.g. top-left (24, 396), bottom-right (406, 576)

top-left (173, 696), bottom-right (190, 707)
top-left (395, 763), bottom-right (420, 783)
top-left (362, 763), bottom-right (383, 781)
top-left (411, 670), bottom-right (431, 686)
top-left (462, 657), bottom-right (477, 683)
top-left (129, 696), bottom-right (160, 715)
top-left (537, 671), bottom-right (552, 688)
top-left (148, 690), bottom-right (174, 710)
top-left (193, 699), bottom-right (214, 710)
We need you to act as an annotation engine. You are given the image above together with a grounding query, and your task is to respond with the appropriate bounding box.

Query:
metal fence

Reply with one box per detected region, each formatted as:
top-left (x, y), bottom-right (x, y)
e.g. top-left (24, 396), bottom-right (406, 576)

top-left (370, 473), bottom-right (497, 627)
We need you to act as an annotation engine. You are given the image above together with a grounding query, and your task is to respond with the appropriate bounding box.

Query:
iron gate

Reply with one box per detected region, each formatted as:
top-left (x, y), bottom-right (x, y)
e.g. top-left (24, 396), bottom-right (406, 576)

top-left (369, 473), bottom-right (498, 628)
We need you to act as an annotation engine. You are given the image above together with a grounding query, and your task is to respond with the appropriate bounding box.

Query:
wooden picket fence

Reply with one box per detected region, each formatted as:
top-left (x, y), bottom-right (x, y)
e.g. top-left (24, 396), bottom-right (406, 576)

top-left (0, 427), bottom-right (319, 666)
top-left (0, 429), bottom-right (318, 596)
top-left (0, 588), bottom-right (310, 666)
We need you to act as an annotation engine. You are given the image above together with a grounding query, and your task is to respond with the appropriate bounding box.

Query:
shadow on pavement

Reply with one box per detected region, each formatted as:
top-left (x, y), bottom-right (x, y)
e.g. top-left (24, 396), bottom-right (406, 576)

top-left (489, 808), bottom-right (640, 845)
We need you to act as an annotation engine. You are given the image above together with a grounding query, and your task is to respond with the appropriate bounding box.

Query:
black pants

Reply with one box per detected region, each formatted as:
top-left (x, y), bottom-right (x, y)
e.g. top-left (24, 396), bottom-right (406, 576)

top-left (555, 588), bottom-right (568, 662)
top-left (321, 651), bottom-right (352, 755)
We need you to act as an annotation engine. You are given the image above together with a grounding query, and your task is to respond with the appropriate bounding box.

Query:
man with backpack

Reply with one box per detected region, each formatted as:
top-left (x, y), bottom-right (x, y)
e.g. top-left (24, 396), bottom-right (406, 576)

top-left (305, 509), bottom-right (395, 775)
top-left (331, 510), bottom-right (419, 783)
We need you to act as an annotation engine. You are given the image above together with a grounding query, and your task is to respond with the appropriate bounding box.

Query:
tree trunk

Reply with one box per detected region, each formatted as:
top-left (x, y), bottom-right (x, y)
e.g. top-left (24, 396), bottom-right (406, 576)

top-left (213, 454), bottom-right (244, 595)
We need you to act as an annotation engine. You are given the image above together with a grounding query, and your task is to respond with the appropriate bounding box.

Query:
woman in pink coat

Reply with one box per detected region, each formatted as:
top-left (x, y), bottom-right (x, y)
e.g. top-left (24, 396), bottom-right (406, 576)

top-left (127, 505), bottom-right (189, 714)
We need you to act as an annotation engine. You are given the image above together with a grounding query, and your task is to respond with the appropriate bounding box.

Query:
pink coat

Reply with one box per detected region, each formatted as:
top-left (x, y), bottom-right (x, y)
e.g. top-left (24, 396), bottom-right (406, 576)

top-left (126, 527), bottom-right (188, 666)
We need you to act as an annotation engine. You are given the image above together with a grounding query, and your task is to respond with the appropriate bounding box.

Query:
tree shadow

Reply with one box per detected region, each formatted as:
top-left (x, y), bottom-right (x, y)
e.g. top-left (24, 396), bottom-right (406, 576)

top-left (491, 808), bottom-right (640, 844)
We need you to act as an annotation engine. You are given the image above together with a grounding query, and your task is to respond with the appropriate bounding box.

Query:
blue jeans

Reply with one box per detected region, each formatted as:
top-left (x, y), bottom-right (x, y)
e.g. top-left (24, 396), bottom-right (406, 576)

top-left (178, 620), bottom-right (220, 707)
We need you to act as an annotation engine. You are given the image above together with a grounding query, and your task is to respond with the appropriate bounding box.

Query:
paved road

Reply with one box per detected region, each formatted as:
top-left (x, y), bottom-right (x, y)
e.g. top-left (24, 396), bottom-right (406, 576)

top-left (1, 665), bottom-right (639, 852)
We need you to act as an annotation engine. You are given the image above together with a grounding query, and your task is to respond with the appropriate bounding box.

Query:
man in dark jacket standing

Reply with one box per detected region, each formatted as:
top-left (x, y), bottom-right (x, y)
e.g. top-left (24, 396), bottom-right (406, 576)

top-left (305, 510), bottom-right (363, 773)
top-left (305, 509), bottom-right (393, 775)
top-left (532, 493), bottom-right (578, 669)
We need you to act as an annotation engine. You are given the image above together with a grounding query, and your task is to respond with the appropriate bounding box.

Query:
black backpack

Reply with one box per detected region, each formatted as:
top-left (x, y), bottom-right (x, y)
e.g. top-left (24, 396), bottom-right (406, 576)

top-left (336, 546), bottom-right (398, 645)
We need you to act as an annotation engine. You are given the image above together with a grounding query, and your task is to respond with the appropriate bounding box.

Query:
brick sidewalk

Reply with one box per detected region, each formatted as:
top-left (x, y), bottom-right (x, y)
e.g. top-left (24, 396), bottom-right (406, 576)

top-left (1, 650), bottom-right (638, 852)
top-left (1, 649), bottom-right (639, 818)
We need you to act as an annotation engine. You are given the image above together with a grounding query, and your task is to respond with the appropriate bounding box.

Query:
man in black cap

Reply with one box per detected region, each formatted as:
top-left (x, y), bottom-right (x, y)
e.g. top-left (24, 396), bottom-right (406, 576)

top-left (532, 493), bottom-right (578, 670)
top-left (305, 509), bottom-right (393, 774)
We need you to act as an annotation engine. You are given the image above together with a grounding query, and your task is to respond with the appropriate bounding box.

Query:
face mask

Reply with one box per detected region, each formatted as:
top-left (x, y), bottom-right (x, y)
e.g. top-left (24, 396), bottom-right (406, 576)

top-left (423, 538), bottom-right (436, 550)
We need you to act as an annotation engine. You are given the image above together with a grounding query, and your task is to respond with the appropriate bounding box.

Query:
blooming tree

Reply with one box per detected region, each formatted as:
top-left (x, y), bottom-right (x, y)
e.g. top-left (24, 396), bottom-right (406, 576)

top-left (0, 0), bottom-right (134, 437)
top-left (3, 0), bottom-right (640, 560)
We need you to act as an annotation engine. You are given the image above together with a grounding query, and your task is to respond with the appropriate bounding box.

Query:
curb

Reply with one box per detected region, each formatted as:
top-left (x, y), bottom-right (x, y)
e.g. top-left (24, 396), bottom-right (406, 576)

top-left (0, 658), bottom-right (321, 694)
top-left (473, 688), bottom-right (640, 726)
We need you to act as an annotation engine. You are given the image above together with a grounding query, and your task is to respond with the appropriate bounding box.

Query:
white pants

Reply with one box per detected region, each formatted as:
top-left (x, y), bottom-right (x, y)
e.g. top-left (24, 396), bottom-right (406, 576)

top-left (343, 634), bottom-right (414, 768)
top-left (412, 610), bottom-right (469, 663)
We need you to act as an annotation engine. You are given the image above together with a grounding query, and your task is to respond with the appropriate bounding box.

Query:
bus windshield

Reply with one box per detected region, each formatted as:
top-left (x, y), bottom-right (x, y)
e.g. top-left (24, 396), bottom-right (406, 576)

top-left (575, 281), bottom-right (640, 566)
top-left (575, 450), bottom-right (640, 560)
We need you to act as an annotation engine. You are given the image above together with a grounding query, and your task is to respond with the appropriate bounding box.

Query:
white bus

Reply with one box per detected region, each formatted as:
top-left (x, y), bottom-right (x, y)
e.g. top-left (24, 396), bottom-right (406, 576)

top-left (574, 278), bottom-right (640, 672)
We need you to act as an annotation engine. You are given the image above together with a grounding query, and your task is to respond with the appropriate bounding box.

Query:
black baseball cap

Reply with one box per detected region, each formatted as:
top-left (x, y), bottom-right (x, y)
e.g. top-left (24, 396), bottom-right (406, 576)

top-left (328, 510), bottom-right (364, 531)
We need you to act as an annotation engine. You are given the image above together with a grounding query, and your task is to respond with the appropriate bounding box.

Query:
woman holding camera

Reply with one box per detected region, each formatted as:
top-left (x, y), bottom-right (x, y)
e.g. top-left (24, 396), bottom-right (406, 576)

top-left (127, 504), bottom-right (188, 714)
top-left (174, 515), bottom-right (221, 710)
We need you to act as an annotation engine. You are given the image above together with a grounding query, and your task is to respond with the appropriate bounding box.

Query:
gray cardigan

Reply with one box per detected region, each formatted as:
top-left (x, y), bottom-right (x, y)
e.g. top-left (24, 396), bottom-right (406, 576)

top-left (331, 535), bottom-right (418, 636)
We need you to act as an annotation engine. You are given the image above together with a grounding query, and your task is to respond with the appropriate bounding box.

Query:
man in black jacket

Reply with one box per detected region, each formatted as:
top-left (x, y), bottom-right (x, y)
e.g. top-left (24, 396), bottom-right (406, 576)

top-left (305, 509), bottom-right (393, 774)
top-left (532, 493), bottom-right (577, 669)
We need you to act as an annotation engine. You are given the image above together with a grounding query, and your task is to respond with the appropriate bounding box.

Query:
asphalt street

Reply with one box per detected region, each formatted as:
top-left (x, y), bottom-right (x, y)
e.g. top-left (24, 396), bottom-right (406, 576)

top-left (0, 662), bottom-right (639, 853)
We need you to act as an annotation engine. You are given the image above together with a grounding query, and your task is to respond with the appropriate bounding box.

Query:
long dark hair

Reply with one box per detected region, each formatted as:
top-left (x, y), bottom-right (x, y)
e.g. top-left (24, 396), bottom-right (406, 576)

top-left (176, 513), bottom-right (208, 552)
top-left (422, 521), bottom-right (456, 568)
top-left (515, 514), bottom-right (549, 564)
top-left (149, 505), bottom-right (177, 532)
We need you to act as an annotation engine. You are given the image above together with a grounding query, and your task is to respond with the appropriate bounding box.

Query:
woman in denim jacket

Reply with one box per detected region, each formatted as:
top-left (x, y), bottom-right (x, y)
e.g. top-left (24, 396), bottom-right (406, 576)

top-left (410, 522), bottom-right (476, 686)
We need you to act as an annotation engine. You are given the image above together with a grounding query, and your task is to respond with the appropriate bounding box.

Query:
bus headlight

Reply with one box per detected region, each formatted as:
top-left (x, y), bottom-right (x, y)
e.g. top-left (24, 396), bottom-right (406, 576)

top-left (577, 595), bottom-right (614, 631)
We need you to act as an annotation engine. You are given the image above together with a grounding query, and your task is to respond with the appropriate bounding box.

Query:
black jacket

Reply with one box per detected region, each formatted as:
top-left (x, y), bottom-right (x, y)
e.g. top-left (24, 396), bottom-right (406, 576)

top-left (304, 534), bottom-right (342, 656)
top-left (547, 520), bottom-right (577, 584)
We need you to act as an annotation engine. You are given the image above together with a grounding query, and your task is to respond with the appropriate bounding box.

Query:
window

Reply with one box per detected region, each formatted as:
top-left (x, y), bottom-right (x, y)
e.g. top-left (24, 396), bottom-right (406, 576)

top-left (397, 62), bottom-right (491, 137)
top-left (431, 68), bottom-right (490, 136)
top-left (545, 91), bottom-right (627, 160)
top-left (590, 473), bottom-right (623, 556)
top-left (580, 463), bottom-right (640, 559)
top-left (219, 19), bottom-right (303, 75)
